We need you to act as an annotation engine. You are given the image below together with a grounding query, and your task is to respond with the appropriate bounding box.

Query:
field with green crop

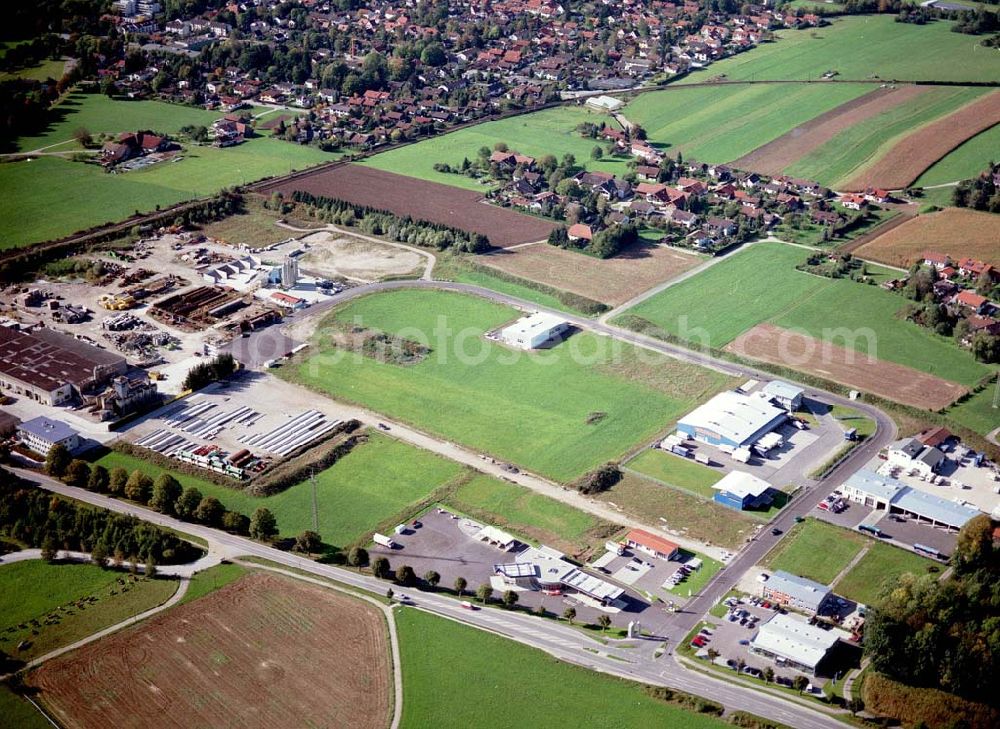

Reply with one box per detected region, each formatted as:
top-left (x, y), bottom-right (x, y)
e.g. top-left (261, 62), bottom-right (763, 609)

top-left (361, 106), bottom-right (632, 190)
top-left (0, 685), bottom-right (49, 729)
top-left (626, 448), bottom-right (722, 499)
top-left (0, 560), bottom-right (178, 661)
top-left (763, 519), bottom-right (866, 585)
top-left (0, 94), bottom-right (333, 249)
top-left (679, 16), bottom-right (1000, 83)
top-left (396, 609), bottom-right (727, 728)
top-left (286, 289), bottom-right (733, 481)
top-left (616, 242), bottom-right (991, 386)
top-left (96, 433), bottom-right (464, 548)
top-left (784, 86), bottom-right (987, 188)
top-left (626, 82), bottom-right (869, 163)
top-left (914, 123), bottom-right (1000, 188)
top-left (447, 474), bottom-right (609, 552)
top-left (945, 380), bottom-right (1000, 437)
top-left (833, 542), bottom-right (935, 606)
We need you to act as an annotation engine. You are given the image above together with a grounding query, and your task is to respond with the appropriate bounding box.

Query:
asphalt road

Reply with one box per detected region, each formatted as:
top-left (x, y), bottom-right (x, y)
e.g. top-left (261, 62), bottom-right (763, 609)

top-left (15, 468), bottom-right (847, 729)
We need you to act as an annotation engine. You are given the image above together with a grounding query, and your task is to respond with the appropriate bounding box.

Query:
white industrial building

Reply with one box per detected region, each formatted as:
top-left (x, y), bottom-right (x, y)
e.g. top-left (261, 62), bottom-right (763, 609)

top-left (886, 437), bottom-right (945, 478)
top-left (759, 380), bottom-right (804, 411)
top-left (750, 613), bottom-right (844, 675)
top-left (17, 416), bottom-right (80, 456)
top-left (585, 95), bottom-right (624, 112)
top-left (841, 470), bottom-right (979, 530)
top-left (499, 313), bottom-right (569, 349)
top-left (676, 390), bottom-right (787, 449)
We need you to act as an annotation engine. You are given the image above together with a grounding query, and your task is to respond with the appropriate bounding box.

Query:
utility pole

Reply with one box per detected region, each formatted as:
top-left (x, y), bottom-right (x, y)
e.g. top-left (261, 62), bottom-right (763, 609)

top-left (992, 371), bottom-right (999, 410)
top-left (311, 468), bottom-right (319, 531)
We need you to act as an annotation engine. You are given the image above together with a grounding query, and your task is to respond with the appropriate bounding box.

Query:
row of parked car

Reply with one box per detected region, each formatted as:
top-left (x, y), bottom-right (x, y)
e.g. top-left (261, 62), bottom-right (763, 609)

top-left (818, 494), bottom-right (847, 513)
top-left (667, 563), bottom-right (696, 588)
top-left (691, 626), bottom-right (713, 649)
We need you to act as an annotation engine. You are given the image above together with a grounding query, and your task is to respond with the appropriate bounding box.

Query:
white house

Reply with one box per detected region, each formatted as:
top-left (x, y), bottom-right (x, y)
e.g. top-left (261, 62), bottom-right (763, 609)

top-left (17, 416), bottom-right (80, 456)
top-left (887, 437), bottom-right (945, 477)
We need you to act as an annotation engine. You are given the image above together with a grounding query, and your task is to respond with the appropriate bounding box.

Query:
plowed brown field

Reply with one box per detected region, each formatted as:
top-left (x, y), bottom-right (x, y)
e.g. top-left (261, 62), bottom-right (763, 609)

top-left (842, 91), bottom-right (1000, 191)
top-left (854, 208), bottom-right (1000, 268)
top-left (480, 241), bottom-right (703, 306)
top-left (730, 86), bottom-right (930, 176)
top-left (30, 573), bottom-right (391, 729)
top-left (261, 164), bottom-right (555, 248)
top-left (726, 323), bottom-right (967, 410)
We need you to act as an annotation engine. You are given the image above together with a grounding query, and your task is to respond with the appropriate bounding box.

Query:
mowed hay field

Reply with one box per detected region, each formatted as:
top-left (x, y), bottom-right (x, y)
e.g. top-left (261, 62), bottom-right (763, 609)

top-left (624, 82), bottom-right (870, 164)
top-left (678, 16), bottom-right (1000, 83)
top-left (833, 542), bottom-right (934, 606)
top-left (0, 94), bottom-right (333, 249)
top-left (616, 242), bottom-right (991, 391)
top-left (262, 164), bottom-right (555, 248)
top-left (98, 433), bottom-right (465, 549)
top-left (479, 240), bottom-right (705, 306)
top-left (783, 86), bottom-right (988, 189)
top-left (915, 123), bottom-right (1000, 187)
top-left (854, 208), bottom-right (1000, 269)
top-left (396, 608), bottom-right (727, 729)
top-left (360, 106), bottom-right (634, 190)
top-left (30, 573), bottom-right (392, 729)
top-left (840, 90), bottom-right (1000, 191)
top-left (286, 289), bottom-right (735, 482)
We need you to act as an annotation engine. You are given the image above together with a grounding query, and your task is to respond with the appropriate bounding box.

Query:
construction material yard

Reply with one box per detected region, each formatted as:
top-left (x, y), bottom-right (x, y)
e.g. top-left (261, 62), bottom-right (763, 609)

top-left (29, 572), bottom-right (392, 729)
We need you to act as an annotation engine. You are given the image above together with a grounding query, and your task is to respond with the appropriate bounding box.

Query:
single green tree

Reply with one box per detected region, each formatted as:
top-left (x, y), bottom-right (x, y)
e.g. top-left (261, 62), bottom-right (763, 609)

top-left (562, 607), bottom-right (576, 624)
top-left (194, 496), bottom-right (224, 526)
top-left (87, 464), bottom-right (110, 493)
top-left (371, 557), bottom-right (391, 579)
top-left (174, 486), bottom-right (203, 519)
top-left (502, 590), bottom-right (519, 609)
top-left (64, 459), bottom-right (91, 488)
top-left (597, 614), bottom-right (612, 631)
top-left (476, 583), bottom-right (493, 604)
top-left (294, 530), bottom-right (322, 553)
top-left (396, 564), bottom-right (416, 586)
top-left (124, 470), bottom-right (153, 503)
top-left (149, 474), bottom-right (182, 514)
top-left (45, 444), bottom-right (71, 478)
top-left (348, 546), bottom-right (369, 567)
top-left (423, 570), bottom-right (441, 589)
top-left (108, 466), bottom-right (128, 495)
top-left (793, 675), bottom-right (809, 694)
top-left (249, 507), bottom-right (278, 541)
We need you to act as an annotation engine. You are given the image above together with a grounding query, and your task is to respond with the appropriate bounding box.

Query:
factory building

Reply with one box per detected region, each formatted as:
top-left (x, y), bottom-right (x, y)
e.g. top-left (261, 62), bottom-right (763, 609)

top-left (676, 390), bottom-right (787, 449)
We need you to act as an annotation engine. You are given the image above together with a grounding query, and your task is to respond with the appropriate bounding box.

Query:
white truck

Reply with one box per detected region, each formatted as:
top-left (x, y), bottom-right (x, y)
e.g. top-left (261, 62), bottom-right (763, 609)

top-left (373, 533), bottom-right (397, 549)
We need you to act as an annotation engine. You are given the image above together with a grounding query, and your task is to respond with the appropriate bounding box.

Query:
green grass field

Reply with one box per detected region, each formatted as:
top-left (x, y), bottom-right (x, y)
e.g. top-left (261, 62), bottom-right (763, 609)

top-left (0, 560), bottom-right (178, 661)
top-left (96, 433), bottom-right (464, 548)
top-left (616, 242), bottom-right (991, 386)
top-left (833, 542), bottom-right (934, 605)
top-left (1, 94), bottom-right (334, 249)
top-left (0, 685), bottom-right (50, 729)
top-left (763, 519), bottom-right (866, 585)
top-left (679, 16), bottom-right (1000, 83)
top-left (286, 289), bottom-right (733, 482)
top-left (0, 58), bottom-right (66, 83)
top-left (361, 106), bottom-right (632, 190)
top-left (625, 82), bottom-right (870, 164)
top-left (945, 379), bottom-right (1000, 437)
top-left (594, 472), bottom-right (758, 549)
top-left (784, 86), bottom-right (986, 188)
top-left (447, 474), bottom-right (607, 552)
top-left (626, 448), bottom-right (722, 499)
top-left (914, 123), bottom-right (1000, 188)
top-left (663, 550), bottom-right (724, 598)
top-left (396, 608), bottom-right (727, 728)
top-left (177, 562), bottom-right (250, 606)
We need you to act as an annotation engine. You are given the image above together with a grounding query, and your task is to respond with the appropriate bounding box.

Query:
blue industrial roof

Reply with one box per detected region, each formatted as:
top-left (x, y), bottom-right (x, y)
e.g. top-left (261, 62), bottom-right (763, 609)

top-left (18, 416), bottom-right (78, 443)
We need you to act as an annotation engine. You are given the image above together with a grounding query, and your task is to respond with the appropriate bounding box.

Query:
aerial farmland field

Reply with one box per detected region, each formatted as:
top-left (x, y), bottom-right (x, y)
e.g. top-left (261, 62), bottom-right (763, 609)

top-left (97, 432), bottom-right (465, 549)
top-left (396, 608), bottom-right (728, 729)
top-left (625, 82), bottom-right (870, 163)
top-left (29, 573), bottom-right (392, 729)
top-left (678, 15), bottom-right (1000, 84)
top-left (914, 123), bottom-right (1000, 187)
top-left (853, 208), bottom-right (1000, 270)
top-left (286, 289), bottom-right (734, 482)
top-left (0, 94), bottom-right (334, 249)
top-left (360, 106), bottom-right (633, 190)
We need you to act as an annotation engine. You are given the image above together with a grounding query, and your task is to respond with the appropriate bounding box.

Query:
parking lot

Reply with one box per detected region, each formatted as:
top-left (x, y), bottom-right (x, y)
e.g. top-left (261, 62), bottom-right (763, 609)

top-left (590, 548), bottom-right (713, 607)
top-left (866, 511), bottom-right (959, 556)
top-left (368, 508), bottom-right (671, 632)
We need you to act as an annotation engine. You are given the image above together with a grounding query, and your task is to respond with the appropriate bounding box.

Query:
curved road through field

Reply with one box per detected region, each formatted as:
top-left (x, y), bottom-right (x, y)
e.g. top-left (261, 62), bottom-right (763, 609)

top-left (15, 467), bottom-right (851, 729)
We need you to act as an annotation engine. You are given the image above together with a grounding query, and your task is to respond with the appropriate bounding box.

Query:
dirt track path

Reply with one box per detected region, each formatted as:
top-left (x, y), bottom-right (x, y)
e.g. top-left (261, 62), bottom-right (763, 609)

top-left (730, 85), bottom-right (930, 176)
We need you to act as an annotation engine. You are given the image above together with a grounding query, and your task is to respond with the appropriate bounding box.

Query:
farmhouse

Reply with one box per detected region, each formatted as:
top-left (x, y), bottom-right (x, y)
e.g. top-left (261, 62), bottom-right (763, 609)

top-left (759, 380), bottom-right (804, 411)
top-left (17, 416), bottom-right (80, 456)
top-left (887, 437), bottom-right (945, 477)
top-left (499, 312), bottom-right (569, 349)
top-left (0, 327), bottom-right (127, 405)
top-left (676, 390), bottom-right (787, 449)
top-left (750, 613), bottom-right (843, 676)
top-left (761, 570), bottom-right (831, 614)
top-left (494, 545), bottom-right (625, 605)
top-left (712, 470), bottom-right (774, 511)
top-left (623, 529), bottom-right (679, 560)
top-left (841, 470), bottom-right (979, 530)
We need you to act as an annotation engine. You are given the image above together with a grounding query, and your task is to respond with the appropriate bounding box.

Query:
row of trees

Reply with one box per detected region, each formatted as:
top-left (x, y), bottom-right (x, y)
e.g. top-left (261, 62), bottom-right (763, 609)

top-left (182, 352), bottom-right (237, 392)
top-left (43, 446), bottom-right (278, 541)
top-left (548, 223), bottom-right (639, 259)
top-left (289, 191), bottom-right (491, 253)
top-left (0, 468), bottom-right (201, 565)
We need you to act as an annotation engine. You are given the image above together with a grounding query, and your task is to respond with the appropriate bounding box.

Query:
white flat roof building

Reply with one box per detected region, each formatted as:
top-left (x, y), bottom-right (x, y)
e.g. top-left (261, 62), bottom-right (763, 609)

top-left (585, 94), bottom-right (624, 112)
top-left (499, 313), bottom-right (569, 350)
top-left (476, 525), bottom-right (518, 551)
top-left (677, 390), bottom-right (787, 448)
top-left (759, 380), bottom-right (804, 411)
top-left (750, 613), bottom-right (843, 675)
top-left (495, 545), bottom-right (624, 604)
